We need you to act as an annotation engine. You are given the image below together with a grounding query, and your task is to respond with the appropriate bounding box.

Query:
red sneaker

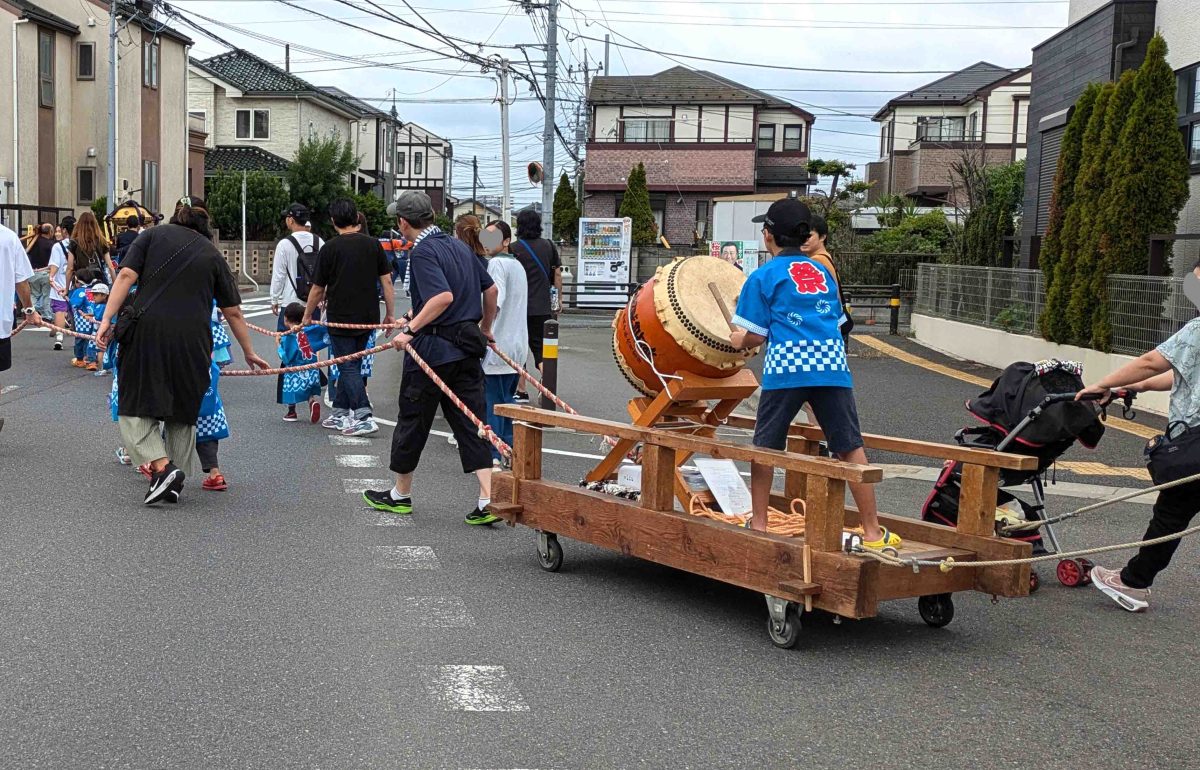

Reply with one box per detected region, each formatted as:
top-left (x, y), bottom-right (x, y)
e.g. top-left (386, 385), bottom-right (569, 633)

top-left (202, 474), bottom-right (228, 492)
top-left (137, 463), bottom-right (153, 480)
top-left (309, 400), bottom-right (321, 424)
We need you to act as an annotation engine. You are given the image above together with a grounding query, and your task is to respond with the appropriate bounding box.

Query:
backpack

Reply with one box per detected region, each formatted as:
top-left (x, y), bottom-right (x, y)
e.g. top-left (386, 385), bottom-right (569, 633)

top-left (285, 234), bottom-right (322, 301)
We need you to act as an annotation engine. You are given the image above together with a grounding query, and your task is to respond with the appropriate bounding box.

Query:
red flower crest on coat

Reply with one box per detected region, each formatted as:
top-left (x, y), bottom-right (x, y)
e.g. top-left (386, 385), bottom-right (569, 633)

top-left (298, 331), bottom-right (313, 359)
top-left (788, 261), bottom-right (828, 295)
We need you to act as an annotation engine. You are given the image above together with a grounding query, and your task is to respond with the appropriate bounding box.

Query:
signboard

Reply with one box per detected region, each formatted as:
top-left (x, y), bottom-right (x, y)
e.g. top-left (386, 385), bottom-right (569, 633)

top-left (709, 240), bottom-right (760, 275)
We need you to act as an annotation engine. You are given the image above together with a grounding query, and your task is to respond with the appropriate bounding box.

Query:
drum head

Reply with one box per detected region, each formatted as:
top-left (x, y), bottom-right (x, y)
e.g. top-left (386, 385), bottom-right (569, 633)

top-left (653, 255), bottom-right (750, 368)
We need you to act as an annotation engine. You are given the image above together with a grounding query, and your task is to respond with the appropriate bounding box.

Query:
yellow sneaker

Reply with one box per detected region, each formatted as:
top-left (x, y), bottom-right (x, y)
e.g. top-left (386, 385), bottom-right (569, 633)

top-left (862, 526), bottom-right (902, 550)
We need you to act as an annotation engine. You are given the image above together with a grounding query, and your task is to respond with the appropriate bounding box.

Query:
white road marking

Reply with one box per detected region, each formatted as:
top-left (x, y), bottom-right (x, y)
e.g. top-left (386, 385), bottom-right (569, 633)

top-left (359, 510), bottom-right (413, 527)
top-left (394, 597), bottom-right (474, 627)
top-left (330, 435), bottom-right (372, 446)
top-left (425, 665), bottom-right (529, 712)
top-left (343, 478), bottom-right (391, 493)
top-left (336, 454), bottom-right (383, 468)
top-left (372, 545), bottom-right (440, 570)
top-left (242, 309), bottom-right (276, 319)
top-left (0, 385), bottom-right (19, 395)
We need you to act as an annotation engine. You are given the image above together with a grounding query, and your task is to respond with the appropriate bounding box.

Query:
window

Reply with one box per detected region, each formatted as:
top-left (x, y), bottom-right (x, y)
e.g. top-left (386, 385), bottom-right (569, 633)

top-left (77, 168), bottom-right (95, 204)
top-left (757, 123), bottom-right (776, 151)
top-left (76, 42), bottom-right (95, 80)
top-left (1177, 64), bottom-right (1200, 168)
top-left (142, 42), bottom-right (159, 88)
top-left (695, 200), bottom-right (709, 238)
top-left (916, 116), bottom-right (966, 142)
top-left (623, 118), bottom-right (669, 143)
top-left (235, 109), bottom-right (270, 140)
top-left (968, 112), bottom-right (979, 141)
top-left (142, 160), bottom-right (159, 212)
top-left (783, 124), bottom-right (804, 151)
top-left (414, 151), bottom-right (423, 175)
top-left (397, 152), bottom-right (405, 174)
top-left (38, 29), bottom-right (53, 107)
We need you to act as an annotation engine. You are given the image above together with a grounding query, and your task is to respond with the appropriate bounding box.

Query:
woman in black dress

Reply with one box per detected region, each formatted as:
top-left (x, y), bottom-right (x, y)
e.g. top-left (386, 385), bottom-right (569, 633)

top-left (97, 197), bottom-right (269, 504)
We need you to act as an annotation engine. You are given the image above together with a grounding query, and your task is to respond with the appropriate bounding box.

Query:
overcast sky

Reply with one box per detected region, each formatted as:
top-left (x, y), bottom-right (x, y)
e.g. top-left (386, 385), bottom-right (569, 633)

top-left (173, 0), bottom-right (1072, 208)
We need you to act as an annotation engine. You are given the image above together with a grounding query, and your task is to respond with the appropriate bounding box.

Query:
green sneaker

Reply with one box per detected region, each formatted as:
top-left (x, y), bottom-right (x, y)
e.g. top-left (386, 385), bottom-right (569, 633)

top-left (363, 489), bottom-right (413, 514)
top-left (465, 507), bottom-right (500, 526)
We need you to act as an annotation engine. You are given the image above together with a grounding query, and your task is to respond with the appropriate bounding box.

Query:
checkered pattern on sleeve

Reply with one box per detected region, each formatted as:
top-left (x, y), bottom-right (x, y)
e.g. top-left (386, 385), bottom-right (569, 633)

top-left (211, 322), bottom-right (230, 350)
top-left (763, 338), bottom-right (849, 376)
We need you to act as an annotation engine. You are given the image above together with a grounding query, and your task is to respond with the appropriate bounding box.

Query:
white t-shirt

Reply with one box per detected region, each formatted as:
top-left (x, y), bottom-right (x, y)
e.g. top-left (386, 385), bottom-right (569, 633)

top-left (48, 239), bottom-right (70, 300)
top-left (270, 230), bottom-right (320, 309)
top-left (483, 254), bottom-right (530, 376)
top-left (1, 224), bottom-right (34, 339)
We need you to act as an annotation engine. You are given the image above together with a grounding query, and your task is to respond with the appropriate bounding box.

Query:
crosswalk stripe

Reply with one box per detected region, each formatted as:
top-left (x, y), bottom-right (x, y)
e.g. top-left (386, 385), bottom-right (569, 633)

top-left (336, 454), bottom-right (383, 468)
top-left (343, 478), bottom-right (391, 493)
top-left (359, 509), bottom-right (413, 527)
top-left (424, 665), bottom-right (529, 712)
top-left (394, 597), bottom-right (475, 627)
top-left (330, 435), bottom-right (372, 446)
top-left (372, 545), bottom-right (440, 570)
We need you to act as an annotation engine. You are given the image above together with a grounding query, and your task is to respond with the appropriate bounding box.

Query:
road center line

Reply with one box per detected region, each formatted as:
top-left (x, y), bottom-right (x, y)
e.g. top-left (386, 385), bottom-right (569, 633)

top-left (372, 545), bottom-right (440, 570)
top-left (424, 665), bottom-right (529, 712)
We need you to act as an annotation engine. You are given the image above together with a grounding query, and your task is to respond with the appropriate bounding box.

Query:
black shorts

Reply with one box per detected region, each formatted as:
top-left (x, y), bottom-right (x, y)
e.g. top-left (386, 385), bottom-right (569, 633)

top-left (0, 336), bottom-right (10, 373)
top-left (390, 358), bottom-right (493, 475)
top-left (753, 386), bottom-right (864, 456)
top-left (527, 314), bottom-right (552, 366)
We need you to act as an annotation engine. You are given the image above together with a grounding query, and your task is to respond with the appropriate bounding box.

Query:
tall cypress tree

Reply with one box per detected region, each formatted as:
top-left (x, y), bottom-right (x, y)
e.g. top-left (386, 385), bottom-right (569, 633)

top-left (1038, 84), bottom-right (1099, 340)
top-left (1066, 76), bottom-right (1132, 342)
top-left (619, 162), bottom-right (657, 245)
top-left (1043, 82), bottom-right (1112, 343)
top-left (552, 172), bottom-right (580, 242)
top-left (1088, 35), bottom-right (1191, 350)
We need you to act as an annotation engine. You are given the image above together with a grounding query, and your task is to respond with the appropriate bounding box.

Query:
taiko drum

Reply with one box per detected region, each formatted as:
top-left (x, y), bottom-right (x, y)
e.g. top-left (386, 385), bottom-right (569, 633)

top-left (612, 255), bottom-right (756, 396)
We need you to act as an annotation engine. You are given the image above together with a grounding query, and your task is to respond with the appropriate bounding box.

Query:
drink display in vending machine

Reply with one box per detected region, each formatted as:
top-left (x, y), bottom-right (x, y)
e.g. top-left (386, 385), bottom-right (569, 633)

top-left (576, 217), bottom-right (633, 307)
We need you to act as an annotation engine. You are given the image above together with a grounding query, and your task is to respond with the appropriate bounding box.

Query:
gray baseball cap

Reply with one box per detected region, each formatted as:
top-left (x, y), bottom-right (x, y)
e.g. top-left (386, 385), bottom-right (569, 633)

top-left (389, 190), bottom-right (434, 222)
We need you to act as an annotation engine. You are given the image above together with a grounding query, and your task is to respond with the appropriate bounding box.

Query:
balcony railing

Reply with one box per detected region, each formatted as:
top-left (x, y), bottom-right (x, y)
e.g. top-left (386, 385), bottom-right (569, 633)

top-left (589, 136), bottom-right (754, 144)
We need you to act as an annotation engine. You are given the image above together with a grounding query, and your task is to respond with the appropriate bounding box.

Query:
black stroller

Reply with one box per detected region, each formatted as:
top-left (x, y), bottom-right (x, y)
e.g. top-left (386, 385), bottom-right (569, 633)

top-left (920, 360), bottom-right (1135, 591)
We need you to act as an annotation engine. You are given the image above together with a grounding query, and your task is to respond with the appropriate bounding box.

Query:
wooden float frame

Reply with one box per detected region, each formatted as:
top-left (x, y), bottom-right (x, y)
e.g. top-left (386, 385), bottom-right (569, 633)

top-left (490, 381), bottom-right (1041, 627)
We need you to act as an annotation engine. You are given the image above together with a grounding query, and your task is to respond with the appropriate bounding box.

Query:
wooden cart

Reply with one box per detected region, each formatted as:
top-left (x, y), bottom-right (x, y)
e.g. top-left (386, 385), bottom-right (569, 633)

top-left (490, 401), bottom-right (1040, 648)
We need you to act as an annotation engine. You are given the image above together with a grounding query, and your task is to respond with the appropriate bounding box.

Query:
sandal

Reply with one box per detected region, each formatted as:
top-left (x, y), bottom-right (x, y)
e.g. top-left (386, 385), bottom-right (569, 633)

top-left (201, 474), bottom-right (228, 492)
top-left (861, 526), bottom-right (902, 550)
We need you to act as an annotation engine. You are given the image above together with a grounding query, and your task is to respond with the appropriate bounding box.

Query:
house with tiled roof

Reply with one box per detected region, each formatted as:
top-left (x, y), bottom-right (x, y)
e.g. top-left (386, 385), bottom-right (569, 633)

top-left (317, 86), bottom-right (402, 200)
top-left (866, 62), bottom-right (1031, 207)
top-left (0, 0), bottom-right (192, 224)
top-left (584, 66), bottom-right (816, 246)
top-left (188, 48), bottom-right (362, 183)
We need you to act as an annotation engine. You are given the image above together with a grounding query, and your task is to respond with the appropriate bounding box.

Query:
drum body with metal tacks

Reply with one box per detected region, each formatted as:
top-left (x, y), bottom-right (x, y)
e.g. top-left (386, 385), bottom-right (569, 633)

top-left (612, 255), bottom-right (756, 396)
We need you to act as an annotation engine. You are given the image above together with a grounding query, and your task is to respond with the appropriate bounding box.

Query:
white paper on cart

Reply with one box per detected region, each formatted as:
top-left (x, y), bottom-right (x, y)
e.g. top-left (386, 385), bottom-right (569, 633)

top-left (692, 458), bottom-right (752, 516)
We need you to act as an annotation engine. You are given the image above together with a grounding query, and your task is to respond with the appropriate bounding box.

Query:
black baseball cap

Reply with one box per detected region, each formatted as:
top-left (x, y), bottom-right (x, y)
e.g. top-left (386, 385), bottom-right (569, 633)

top-left (282, 203), bottom-right (310, 223)
top-left (751, 198), bottom-right (812, 238)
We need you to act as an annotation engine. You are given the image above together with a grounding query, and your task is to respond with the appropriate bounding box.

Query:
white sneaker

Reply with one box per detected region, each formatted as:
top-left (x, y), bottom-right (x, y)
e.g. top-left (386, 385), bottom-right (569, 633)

top-left (1091, 566), bottom-right (1150, 612)
top-left (343, 418), bottom-right (379, 437)
top-left (322, 414), bottom-right (348, 431)
top-left (447, 434), bottom-right (458, 447)
top-left (54, 332), bottom-right (63, 351)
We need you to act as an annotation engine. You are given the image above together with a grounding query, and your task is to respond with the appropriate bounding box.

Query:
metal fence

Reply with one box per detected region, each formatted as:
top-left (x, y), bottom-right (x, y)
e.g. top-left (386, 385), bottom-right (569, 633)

top-left (915, 264), bottom-right (1199, 353)
top-left (838, 252), bottom-right (938, 287)
top-left (1107, 274), bottom-right (1196, 355)
top-left (916, 264), bottom-right (1045, 335)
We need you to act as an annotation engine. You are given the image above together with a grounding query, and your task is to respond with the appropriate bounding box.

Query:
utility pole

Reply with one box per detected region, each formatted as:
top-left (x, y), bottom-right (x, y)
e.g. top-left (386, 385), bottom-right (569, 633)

top-left (574, 53), bottom-right (588, 205)
top-left (472, 156), bottom-right (478, 211)
top-left (604, 34), bottom-right (610, 75)
top-left (390, 89), bottom-right (399, 202)
top-left (540, 0), bottom-right (558, 240)
top-left (106, 0), bottom-right (118, 211)
top-left (498, 57), bottom-right (511, 223)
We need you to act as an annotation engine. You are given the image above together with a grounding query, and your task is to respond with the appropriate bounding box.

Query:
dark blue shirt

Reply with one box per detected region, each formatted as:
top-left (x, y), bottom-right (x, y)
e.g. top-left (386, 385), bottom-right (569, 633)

top-left (408, 228), bottom-right (495, 370)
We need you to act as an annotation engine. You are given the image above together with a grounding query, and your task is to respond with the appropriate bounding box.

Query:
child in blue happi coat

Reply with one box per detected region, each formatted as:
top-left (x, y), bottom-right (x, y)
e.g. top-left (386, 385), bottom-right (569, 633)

top-left (68, 275), bottom-right (100, 369)
top-left (279, 302), bottom-right (329, 423)
top-left (87, 283), bottom-right (110, 375)
top-left (105, 341), bottom-right (132, 466)
top-left (197, 307), bottom-right (232, 492)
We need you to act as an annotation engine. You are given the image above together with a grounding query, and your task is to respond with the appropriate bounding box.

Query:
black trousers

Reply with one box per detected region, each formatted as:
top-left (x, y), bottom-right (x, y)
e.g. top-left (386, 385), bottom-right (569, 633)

top-left (196, 439), bottom-right (219, 473)
top-left (390, 357), bottom-right (493, 475)
top-left (1121, 481), bottom-right (1200, 589)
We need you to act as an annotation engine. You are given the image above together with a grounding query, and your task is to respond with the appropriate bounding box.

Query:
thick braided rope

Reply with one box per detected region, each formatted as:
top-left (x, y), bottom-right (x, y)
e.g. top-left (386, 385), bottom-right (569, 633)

top-left (853, 522), bottom-right (1200, 573)
top-left (404, 342), bottom-right (512, 458)
top-left (999, 471), bottom-right (1200, 534)
top-left (486, 342), bottom-right (579, 415)
top-left (30, 320), bottom-right (97, 342)
top-left (221, 342), bottom-right (392, 377)
top-left (246, 319), bottom-right (401, 339)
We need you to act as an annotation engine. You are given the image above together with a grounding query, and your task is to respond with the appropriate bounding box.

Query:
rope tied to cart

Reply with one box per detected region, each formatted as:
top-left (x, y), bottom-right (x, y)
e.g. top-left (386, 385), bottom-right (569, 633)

top-left (996, 471), bottom-right (1200, 535)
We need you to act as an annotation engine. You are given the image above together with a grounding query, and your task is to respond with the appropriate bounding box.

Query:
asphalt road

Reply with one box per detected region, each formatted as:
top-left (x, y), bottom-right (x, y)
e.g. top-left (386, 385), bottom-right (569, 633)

top-left (0, 301), bottom-right (1196, 769)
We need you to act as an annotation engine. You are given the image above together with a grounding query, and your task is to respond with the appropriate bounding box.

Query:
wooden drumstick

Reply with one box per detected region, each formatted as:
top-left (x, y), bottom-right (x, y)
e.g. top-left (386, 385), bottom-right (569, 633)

top-left (708, 282), bottom-right (736, 332)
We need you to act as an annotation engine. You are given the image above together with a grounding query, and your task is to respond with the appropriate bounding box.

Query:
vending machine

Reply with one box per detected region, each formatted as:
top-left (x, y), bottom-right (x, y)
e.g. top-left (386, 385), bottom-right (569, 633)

top-left (576, 217), bottom-right (633, 307)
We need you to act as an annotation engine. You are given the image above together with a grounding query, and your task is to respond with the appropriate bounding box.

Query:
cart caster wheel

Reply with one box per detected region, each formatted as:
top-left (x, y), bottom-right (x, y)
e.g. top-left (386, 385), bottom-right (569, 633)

top-left (1055, 557), bottom-right (1088, 587)
top-left (1029, 568), bottom-right (1041, 593)
top-left (766, 607), bottom-right (802, 649)
top-left (537, 532), bottom-right (563, 572)
top-left (918, 594), bottom-right (954, 628)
